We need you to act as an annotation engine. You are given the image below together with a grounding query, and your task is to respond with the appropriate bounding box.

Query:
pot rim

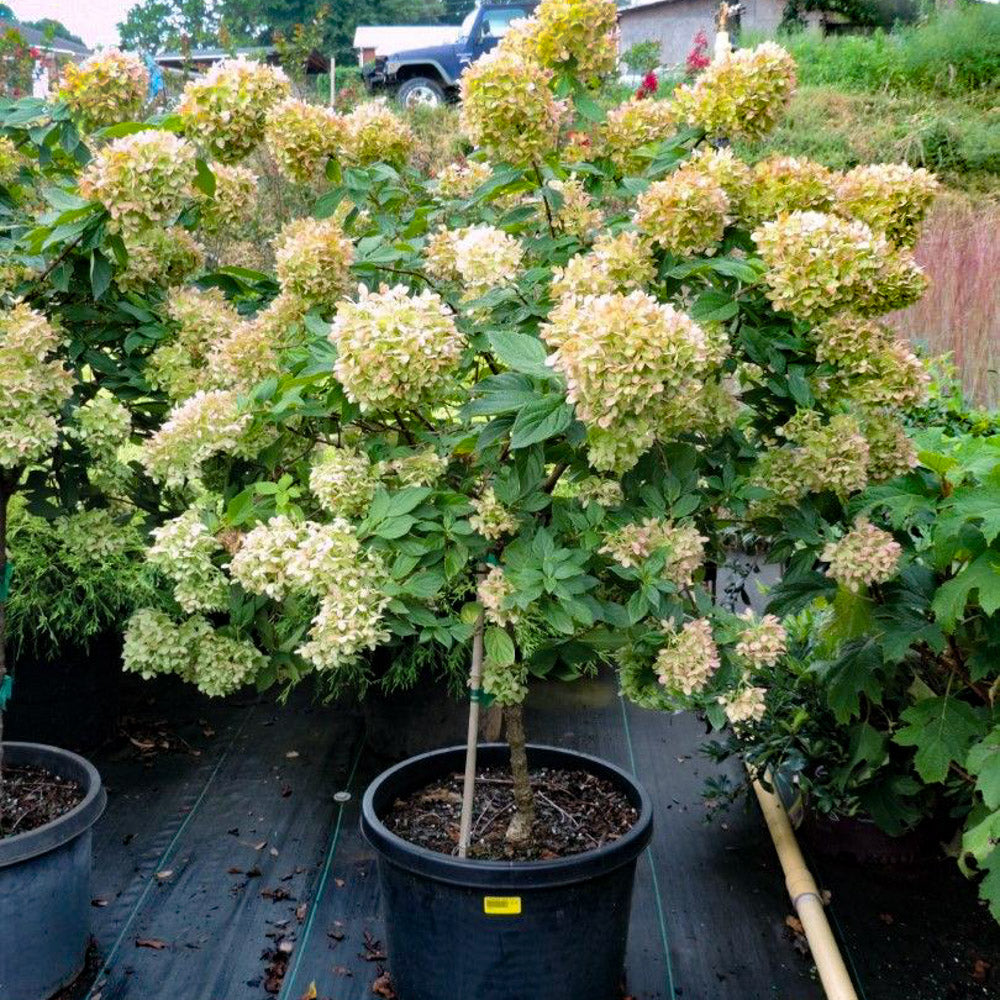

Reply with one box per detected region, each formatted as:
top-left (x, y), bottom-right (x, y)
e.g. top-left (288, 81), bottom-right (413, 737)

top-left (0, 741), bottom-right (107, 867)
top-left (361, 743), bottom-right (653, 889)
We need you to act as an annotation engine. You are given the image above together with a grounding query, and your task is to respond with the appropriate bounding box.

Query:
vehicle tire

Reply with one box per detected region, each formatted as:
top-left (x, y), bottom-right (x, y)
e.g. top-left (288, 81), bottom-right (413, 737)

top-left (396, 76), bottom-right (446, 108)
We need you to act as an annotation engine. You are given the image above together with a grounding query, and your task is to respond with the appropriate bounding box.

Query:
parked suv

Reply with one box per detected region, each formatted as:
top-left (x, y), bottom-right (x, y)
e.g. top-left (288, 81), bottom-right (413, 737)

top-left (362, 2), bottom-right (539, 107)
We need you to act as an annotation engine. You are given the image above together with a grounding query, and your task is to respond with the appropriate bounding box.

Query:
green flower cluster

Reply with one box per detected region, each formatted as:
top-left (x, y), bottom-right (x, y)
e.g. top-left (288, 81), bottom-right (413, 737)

top-left (331, 285), bottom-right (463, 411)
top-left (459, 50), bottom-right (562, 164)
top-left (178, 56), bottom-right (291, 162)
top-left (634, 167), bottom-right (729, 256)
top-left (0, 304), bottom-right (73, 470)
top-left (56, 49), bottom-right (149, 131)
top-left (274, 216), bottom-right (355, 309)
top-left (79, 129), bottom-right (195, 234)
top-left (673, 41), bottom-right (797, 141)
top-left (265, 98), bottom-right (346, 183)
top-left (752, 211), bottom-right (926, 320)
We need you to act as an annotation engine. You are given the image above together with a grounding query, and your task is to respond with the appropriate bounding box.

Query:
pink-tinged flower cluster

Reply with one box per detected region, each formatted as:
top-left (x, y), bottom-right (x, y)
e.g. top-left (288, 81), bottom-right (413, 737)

top-left (719, 683), bottom-right (767, 727)
top-left (0, 135), bottom-right (22, 185)
top-left (655, 618), bottom-right (721, 696)
top-left (460, 50), bottom-right (562, 164)
top-left (550, 230), bottom-right (656, 301)
top-left (342, 100), bottom-right (414, 167)
top-left (740, 155), bottom-right (836, 226)
top-left (529, 0), bottom-right (619, 81)
top-left (601, 98), bottom-right (677, 174)
top-left (673, 42), bottom-right (796, 141)
top-left (196, 162), bottom-right (258, 237)
top-left (178, 56), bottom-right (291, 162)
top-left (148, 509), bottom-right (229, 614)
top-left (331, 284), bottom-right (463, 411)
top-left (381, 449), bottom-right (449, 487)
top-left (836, 162), bottom-right (940, 248)
top-left (434, 159), bottom-right (494, 199)
top-left (116, 226), bottom-right (204, 293)
top-left (752, 211), bottom-right (926, 320)
top-left (425, 224), bottom-right (524, 299)
top-left (575, 476), bottom-right (624, 508)
top-left (79, 129), bottom-right (195, 233)
top-left (735, 611), bottom-right (787, 667)
top-left (140, 389), bottom-right (252, 488)
top-left (308, 445), bottom-right (379, 518)
top-left (265, 98), bottom-right (346, 183)
top-left (296, 546), bottom-right (390, 669)
top-left (749, 410), bottom-right (873, 513)
top-left (634, 167), bottom-right (729, 256)
top-left (541, 290), bottom-right (714, 472)
top-left (478, 565), bottom-right (520, 626)
top-left (550, 175), bottom-right (602, 240)
top-left (601, 518), bottom-right (707, 587)
top-left (0, 304), bottom-right (72, 469)
top-left (812, 314), bottom-right (929, 409)
top-left (274, 216), bottom-right (354, 309)
top-left (56, 49), bottom-right (148, 130)
top-left (227, 515), bottom-right (306, 600)
top-left (863, 411), bottom-right (918, 483)
top-left (470, 487), bottom-right (520, 540)
top-left (148, 287), bottom-right (241, 400)
top-left (822, 517), bottom-right (902, 592)
top-left (686, 146), bottom-right (751, 213)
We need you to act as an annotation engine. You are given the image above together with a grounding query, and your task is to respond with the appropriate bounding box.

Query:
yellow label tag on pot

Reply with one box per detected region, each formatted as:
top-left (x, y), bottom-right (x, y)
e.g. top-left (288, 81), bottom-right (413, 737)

top-left (483, 896), bottom-right (522, 916)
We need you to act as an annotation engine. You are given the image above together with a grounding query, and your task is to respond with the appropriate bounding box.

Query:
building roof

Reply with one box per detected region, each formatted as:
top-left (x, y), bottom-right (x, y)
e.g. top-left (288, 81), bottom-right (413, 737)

top-left (618, 0), bottom-right (689, 15)
top-left (352, 25), bottom-right (462, 54)
top-left (154, 45), bottom-right (275, 66)
top-left (0, 19), bottom-right (92, 56)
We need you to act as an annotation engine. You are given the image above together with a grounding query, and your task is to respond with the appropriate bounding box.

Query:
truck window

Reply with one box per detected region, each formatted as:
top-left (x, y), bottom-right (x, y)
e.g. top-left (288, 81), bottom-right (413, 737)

top-left (481, 8), bottom-right (527, 38)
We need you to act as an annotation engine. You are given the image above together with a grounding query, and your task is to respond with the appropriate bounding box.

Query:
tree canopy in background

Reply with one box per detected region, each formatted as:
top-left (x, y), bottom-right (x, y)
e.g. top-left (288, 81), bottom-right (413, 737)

top-left (118, 0), bottom-right (473, 62)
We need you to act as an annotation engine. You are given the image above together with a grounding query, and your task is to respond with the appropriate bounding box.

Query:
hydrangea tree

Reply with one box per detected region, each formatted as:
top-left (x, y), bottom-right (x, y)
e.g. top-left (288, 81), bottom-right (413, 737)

top-left (0, 8), bottom-right (942, 852)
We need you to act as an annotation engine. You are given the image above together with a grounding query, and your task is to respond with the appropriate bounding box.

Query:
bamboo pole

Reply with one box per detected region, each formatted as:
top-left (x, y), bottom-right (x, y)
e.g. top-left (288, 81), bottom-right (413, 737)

top-left (457, 600), bottom-right (485, 859)
top-left (751, 773), bottom-right (859, 1000)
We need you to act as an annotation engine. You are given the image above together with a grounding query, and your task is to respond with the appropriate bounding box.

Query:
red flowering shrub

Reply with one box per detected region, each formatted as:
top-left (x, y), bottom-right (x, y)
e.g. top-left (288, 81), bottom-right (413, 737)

top-left (686, 29), bottom-right (711, 77)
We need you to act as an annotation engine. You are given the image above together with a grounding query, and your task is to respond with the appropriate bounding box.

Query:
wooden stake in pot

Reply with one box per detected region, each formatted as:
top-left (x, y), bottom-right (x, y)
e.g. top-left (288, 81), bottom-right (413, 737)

top-left (457, 590), bottom-right (486, 859)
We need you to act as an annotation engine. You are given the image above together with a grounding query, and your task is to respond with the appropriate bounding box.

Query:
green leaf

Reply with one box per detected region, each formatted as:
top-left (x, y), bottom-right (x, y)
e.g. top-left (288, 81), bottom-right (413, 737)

top-left (968, 728), bottom-right (1000, 810)
top-left (487, 330), bottom-right (552, 377)
top-left (979, 848), bottom-right (1000, 922)
top-left (385, 487), bottom-right (432, 517)
top-left (374, 515), bottom-right (416, 539)
top-left (690, 289), bottom-right (738, 323)
top-left (813, 639), bottom-right (884, 723)
top-left (402, 570), bottom-right (445, 599)
top-left (895, 696), bottom-right (986, 784)
top-left (942, 484), bottom-right (1000, 545)
top-left (824, 585), bottom-right (876, 642)
top-left (932, 548), bottom-right (1000, 629)
top-left (89, 250), bottom-right (111, 301)
top-left (194, 158), bottom-right (216, 198)
top-left (510, 395), bottom-right (573, 449)
top-left (485, 626), bottom-right (516, 666)
top-left (573, 90), bottom-right (606, 123)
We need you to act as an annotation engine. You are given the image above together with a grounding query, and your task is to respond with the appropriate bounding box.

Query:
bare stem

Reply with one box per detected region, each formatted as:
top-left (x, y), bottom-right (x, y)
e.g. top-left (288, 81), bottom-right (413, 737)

top-left (504, 702), bottom-right (536, 846)
top-left (0, 475), bottom-right (12, 812)
top-left (457, 593), bottom-right (486, 858)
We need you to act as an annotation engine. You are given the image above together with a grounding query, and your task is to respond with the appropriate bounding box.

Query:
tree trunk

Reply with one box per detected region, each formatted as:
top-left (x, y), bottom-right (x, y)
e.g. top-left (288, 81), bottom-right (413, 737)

top-left (504, 702), bottom-right (536, 846)
top-left (0, 480), bottom-right (9, 816)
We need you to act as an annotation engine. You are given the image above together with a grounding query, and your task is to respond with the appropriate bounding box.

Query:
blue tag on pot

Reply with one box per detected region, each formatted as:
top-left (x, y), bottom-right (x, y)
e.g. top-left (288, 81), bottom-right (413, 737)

top-left (0, 562), bottom-right (11, 602)
top-left (0, 674), bottom-right (12, 710)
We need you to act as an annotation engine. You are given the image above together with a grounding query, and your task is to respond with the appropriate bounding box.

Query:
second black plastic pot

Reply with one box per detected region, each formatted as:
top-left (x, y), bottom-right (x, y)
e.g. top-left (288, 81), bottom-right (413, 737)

top-left (361, 743), bottom-right (653, 1000)
top-left (0, 742), bottom-right (107, 1000)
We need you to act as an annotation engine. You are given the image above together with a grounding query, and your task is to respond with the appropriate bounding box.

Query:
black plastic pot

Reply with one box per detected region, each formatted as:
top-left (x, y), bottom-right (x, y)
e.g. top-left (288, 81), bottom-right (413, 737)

top-left (6, 633), bottom-right (123, 750)
top-left (0, 742), bottom-right (107, 1000)
top-left (361, 743), bottom-right (653, 1000)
